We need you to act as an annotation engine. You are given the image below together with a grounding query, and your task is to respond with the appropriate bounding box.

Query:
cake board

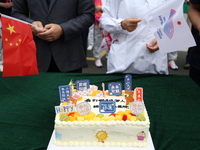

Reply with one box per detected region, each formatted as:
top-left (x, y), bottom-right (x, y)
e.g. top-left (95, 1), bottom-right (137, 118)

top-left (47, 130), bottom-right (155, 150)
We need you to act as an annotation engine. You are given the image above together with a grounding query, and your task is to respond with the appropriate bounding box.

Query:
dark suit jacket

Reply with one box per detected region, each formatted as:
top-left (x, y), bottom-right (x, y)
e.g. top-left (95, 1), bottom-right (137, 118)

top-left (0, 0), bottom-right (12, 16)
top-left (12, 0), bottom-right (94, 72)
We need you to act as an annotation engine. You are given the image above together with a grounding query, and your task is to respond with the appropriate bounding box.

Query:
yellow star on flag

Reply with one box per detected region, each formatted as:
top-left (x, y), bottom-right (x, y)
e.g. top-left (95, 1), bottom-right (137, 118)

top-left (7, 24), bottom-right (16, 35)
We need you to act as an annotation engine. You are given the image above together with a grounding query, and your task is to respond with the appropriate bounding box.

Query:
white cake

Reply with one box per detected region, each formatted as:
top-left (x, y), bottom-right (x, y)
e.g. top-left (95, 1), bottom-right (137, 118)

top-left (54, 83), bottom-right (150, 147)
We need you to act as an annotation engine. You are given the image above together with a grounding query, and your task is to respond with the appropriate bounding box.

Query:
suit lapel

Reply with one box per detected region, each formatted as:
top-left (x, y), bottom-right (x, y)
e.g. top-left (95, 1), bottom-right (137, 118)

top-left (40, 0), bottom-right (48, 13)
top-left (48, 0), bottom-right (57, 12)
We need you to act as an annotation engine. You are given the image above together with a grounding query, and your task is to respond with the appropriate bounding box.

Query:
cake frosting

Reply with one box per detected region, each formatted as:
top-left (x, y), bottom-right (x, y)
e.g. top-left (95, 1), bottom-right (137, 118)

top-left (54, 77), bottom-right (150, 147)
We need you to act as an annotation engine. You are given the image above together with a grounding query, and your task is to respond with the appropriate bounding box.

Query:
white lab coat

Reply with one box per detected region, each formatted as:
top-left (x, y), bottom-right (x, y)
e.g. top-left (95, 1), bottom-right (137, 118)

top-left (101, 0), bottom-right (168, 74)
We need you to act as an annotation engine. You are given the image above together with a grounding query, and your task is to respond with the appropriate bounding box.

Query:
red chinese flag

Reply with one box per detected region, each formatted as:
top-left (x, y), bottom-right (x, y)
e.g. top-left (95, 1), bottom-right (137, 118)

top-left (1, 14), bottom-right (38, 77)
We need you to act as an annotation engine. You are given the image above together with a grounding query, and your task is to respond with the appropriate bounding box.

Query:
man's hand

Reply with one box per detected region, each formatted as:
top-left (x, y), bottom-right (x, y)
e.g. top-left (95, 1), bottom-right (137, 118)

top-left (146, 39), bottom-right (159, 53)
top-left (37, 24), bottom-right (64, 42)
top-left (2, 2), bottom-right (12, 8)
top-left (31, 21), bottom-right (46, 36)
top-left (121, 18), bottom-right (142, 32)
top-left (95, 5), bottom-right (102, 12)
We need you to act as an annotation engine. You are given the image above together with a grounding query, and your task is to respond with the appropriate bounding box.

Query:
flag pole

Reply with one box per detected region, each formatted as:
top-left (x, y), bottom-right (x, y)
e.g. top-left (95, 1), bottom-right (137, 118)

top-left (0, 13), bottom-right (42, 29)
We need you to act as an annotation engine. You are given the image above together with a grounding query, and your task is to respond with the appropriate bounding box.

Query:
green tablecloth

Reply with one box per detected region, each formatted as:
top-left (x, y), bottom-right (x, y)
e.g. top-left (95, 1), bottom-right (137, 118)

top-left (0, 73), bottom-right (200, 150)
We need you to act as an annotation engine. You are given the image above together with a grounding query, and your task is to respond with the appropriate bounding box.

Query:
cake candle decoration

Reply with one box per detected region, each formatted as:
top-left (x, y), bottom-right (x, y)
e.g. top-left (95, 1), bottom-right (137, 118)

top-left (102, 82), bottom-right (106, 97)
top-left (76, 80), bottom-right (90, 91)
top-left (58, 85), bottom-right (72, 103)
top-left (69, 79), bottom-right (76, 91)
top-left (129, 101), bottom-right (144, 116)
top-left (125, 74), bottom-right (132, 91)
top-left (134, 87), bottom-right (143, 102)
top-left (76, 102), bottom-right (91, 116)
top-left (55, 104), bottom-right (75, 114)
top-left (99, 101), bottom-right (116, 113)
top-left (108, 82), bottom-right (122, 96)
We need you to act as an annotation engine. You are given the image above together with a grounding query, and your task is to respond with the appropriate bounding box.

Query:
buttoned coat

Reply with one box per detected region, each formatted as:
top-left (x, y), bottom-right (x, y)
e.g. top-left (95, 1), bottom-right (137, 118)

top-left (101, 0), bottom-right (168, 74)
top-left (12, 0), bottom-right (94, 72)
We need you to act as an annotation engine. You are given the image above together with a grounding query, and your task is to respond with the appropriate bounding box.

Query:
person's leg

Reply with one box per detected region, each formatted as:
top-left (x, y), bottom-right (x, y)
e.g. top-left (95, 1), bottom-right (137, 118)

top-left (47, 56), bottom-right (60, 72)
top-left (168, 52), bottom-right (178, 70)
top-left (68, 68), bottom-right (82, 73)
top-left (47, 57), bottom-right (82, 73)
top-left (87, 24), bottom-right (94, 50)
top-left (183, 12), bottom-right (191, 69)
top-left (185, 26), bottom-right (198, 69)
top-left (93, 25), bottom-right (103, 68)
top-left (184, 48), bottom-right (191, 69)
top-left (189, 66), bottom-right (200, 87)
top-left (81, 29), bottom-right (89, 68)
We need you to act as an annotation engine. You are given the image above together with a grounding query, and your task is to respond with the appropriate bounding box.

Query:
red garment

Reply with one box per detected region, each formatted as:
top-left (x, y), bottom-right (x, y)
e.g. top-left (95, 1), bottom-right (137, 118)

top-left (94, 0), bottom-right (102, 25)
top-left (1, 14), bottom-right (38, 77)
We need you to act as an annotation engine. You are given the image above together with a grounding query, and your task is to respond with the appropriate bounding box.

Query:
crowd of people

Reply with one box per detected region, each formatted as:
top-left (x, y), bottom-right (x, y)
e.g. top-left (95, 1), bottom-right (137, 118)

top-left (0, 0), bottom-right (199, 86)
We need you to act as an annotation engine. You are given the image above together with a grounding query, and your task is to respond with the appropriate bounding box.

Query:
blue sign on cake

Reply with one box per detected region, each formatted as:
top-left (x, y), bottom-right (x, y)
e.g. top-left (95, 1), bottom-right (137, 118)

top-left (108, 82), bottom-right (122, 96)
top-left (58, 85), bottom-right (71, 103)
top-left (124, 74), bottom-right (132, 91)
top-left (76, 80), bottom-right (90, 91)
top-left (99, 101), bottom-right (116, 113)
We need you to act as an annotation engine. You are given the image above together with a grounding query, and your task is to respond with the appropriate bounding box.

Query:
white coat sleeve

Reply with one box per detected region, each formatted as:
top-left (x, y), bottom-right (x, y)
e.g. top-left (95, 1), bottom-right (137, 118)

top-left (100, 0), bottom-right (128, 34)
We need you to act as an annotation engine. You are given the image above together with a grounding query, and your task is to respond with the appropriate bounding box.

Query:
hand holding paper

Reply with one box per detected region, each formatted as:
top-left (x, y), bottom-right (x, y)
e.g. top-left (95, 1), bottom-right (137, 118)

top-left (146, 39), bottom-right (159, 53)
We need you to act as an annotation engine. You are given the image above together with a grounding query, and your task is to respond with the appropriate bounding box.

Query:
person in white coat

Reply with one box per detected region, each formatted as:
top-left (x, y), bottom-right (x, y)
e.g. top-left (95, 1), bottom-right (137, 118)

top-left (100, 0), bottom-right (168, 74)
